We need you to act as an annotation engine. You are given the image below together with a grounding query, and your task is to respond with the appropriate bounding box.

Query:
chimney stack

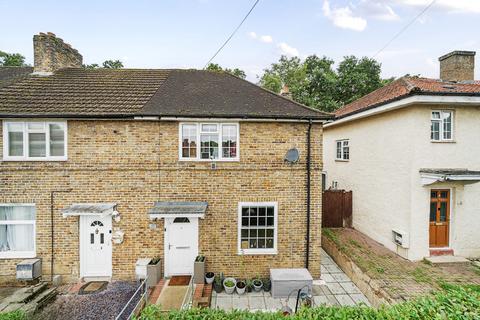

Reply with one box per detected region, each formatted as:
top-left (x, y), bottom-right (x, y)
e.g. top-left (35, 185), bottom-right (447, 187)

top-left (280, 85), bottom-right (292, 99)
top-left (439, 50), bottom-right (475, 82)
top-left (33, 32), bottom-right (83, 74)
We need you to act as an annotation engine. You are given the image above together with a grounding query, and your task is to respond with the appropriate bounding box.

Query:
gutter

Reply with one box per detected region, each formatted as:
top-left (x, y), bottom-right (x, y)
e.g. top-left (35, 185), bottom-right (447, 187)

top-left (305, 119), bottom-right (312, 270)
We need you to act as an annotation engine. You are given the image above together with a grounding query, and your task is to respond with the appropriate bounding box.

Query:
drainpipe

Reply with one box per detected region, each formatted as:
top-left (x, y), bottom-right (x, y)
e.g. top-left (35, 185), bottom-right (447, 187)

top-left (50, 189), bottom-right (72, 282)
top-left (305, 119), bottom-right (312, 270)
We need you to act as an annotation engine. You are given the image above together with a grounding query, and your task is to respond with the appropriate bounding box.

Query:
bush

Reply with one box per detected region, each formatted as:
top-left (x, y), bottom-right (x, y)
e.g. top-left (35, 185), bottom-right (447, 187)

top-left (0, 311), bottom-right (26, 320)
top-left (136, 285), bottom-right (480, 320)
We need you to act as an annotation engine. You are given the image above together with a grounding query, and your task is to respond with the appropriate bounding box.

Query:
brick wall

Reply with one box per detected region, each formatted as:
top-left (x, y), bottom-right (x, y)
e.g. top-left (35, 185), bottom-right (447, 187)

top-left (0, 120), bottom-right (323, 283)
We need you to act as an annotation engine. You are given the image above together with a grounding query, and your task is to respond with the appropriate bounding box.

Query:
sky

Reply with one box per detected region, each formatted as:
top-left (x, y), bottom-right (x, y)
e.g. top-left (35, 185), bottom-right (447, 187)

top-left (1, 0), bottom-right (479, 82)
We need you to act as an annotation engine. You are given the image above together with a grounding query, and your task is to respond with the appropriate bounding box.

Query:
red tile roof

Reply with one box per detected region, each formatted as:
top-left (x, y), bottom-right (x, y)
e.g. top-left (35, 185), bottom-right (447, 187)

top-left (335, 77), bottom-right (480, 118)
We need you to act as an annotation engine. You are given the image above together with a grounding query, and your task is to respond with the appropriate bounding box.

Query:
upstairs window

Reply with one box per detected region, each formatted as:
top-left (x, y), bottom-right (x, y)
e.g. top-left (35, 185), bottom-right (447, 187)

top-left (431, 111), bottom-right (453, 141)
top-left (180, 123), bottom-right (239, 161)
top-left (3, 121), bottom-right (67, 161)
top-left (336, 139), bottom-right (349, 161)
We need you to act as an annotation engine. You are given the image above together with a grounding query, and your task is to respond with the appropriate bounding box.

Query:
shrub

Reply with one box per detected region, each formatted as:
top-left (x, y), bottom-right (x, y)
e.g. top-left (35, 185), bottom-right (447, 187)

top-left (0, 311), bottom-right (26, 320)
top-left (136, 285), bottom-right (479, 319)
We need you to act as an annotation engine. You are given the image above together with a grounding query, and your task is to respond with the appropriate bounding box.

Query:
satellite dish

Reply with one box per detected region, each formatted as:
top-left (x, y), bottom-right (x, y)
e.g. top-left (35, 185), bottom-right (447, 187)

top-left (284, 148), bottom-right (300, 164)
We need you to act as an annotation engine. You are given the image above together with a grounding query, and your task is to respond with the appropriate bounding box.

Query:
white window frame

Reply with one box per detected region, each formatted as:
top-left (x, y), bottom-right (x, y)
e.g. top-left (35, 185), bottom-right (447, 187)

top-left (2, 120), bottom-right (68, 161)
top-left (0, 203), bottom-right (36, 259)
top-left (237, 202), bottom-right (278, 255)
top-left (335, 139), bottom-right (349, 161)
top-left (431, 110), bottom-right (454, 142)
top-left (178, 122), bottom-right (240, 161)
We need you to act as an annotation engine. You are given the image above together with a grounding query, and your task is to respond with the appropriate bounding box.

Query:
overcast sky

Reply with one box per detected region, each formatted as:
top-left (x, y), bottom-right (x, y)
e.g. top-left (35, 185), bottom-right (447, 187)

top-left (1, 0), bottom-right (479, 81)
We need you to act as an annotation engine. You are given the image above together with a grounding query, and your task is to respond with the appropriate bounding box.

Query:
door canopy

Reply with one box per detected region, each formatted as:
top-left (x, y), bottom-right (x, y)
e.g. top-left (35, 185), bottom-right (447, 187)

top-left (420, 169), bottom-right (480, 186)
top-left (148, 201), bottom-right (207, 220)
top-left (62, 203), bottom-right (118, 218)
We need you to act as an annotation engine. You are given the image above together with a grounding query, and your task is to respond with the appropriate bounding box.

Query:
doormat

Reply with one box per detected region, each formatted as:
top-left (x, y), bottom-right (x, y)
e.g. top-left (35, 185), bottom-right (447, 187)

top-left (78, 281), bottom-right (108, 295)
top-left (169, 275), bottom-right (191, 286)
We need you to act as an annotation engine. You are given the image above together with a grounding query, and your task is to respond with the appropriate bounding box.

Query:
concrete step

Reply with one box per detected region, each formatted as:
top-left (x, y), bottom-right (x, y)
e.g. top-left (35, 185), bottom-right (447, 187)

top-left (429, 248), bottom-right (454, 256)
top-left (425, 255), bottom-right (470, 266)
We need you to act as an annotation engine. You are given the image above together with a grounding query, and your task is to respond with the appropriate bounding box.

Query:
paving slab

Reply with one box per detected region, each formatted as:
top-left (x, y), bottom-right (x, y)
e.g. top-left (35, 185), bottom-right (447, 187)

top-left (326, 283), bottom-right (346, 295)
top-left (350, 293), bottom-right (371, 306)
top-left (314, 294), bottom-right (339, 306)
top-left (248, 295), bottom-right (266, 309)
top-left (332, 273), bottom-right (351, 282)
top-left (339, 282), bottom-right (361, 294)
top-left (336, 294), bottom-right (356, 306)
top-left (324, 265), bottom-right (343, 273)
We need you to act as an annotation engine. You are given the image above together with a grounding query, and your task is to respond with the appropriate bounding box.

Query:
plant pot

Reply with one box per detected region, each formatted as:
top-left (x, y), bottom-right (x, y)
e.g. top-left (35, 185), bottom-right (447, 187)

top-left (205, 272), bottom-right (214, 284)
top-left (253, 279), bottom-right (263, 292)
top-left (213, 281), bottom-right (223, 293)
top-left (193, 256), bottom-right (205, 284)
top-left (236, 280), bottom-right (246, 295)
top-left (223, 277), bottom-right (236, 294)
top-left (146, 258), bottom-right (162, 288)
top-left (262, 279), bottom-right (271, 292)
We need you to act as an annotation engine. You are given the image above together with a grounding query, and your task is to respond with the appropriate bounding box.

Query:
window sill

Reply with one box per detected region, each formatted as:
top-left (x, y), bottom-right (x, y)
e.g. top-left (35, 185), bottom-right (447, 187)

top-left (430, 140), bottom-right (456, 144)
top-left (335, 159), bottom-right (349, 162)
top-left (237, 250), bottom-right (277, 255)
top-left (0, 252), bottom-right (36, 259)
top-left (179, 158), bottom-right (240, 162)
top-left (2, 157), bottom-right (67, 162)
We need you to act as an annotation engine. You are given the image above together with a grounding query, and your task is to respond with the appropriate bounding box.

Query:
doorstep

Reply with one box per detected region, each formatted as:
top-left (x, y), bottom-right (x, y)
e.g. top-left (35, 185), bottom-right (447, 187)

top-left (425, 255), bottom-right (470, 266)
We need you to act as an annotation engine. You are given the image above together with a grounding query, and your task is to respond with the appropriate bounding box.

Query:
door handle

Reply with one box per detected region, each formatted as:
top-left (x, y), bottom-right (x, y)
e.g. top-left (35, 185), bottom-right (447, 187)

top-left (169, 244), bottom-right (172, 250)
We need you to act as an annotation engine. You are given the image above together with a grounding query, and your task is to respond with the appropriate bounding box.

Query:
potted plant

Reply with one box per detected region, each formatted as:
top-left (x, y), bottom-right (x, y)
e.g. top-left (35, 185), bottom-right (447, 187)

top-left (262, 277), bottom-right (271, 292)
top-left (205, 272), bottom-right (214, 284)
top-left (223, 277), bottom-right (236, 294)
top-left (246, 279), bottom-right (253, 293)
top-left (194, 255), bottom-right (205, 284)
top-left (253, 276), bottom-right (263, 292)
top-left (236, 279), bottom-right (246, 295)
top-left (213, 274), bottom-right (223, 293)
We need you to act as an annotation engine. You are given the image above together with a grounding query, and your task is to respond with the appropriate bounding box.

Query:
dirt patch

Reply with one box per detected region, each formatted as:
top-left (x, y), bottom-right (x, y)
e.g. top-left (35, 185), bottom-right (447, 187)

top-left (32, 281), bottom-right (140, 320)
top-left (323, 228), bottom-right (480, 302)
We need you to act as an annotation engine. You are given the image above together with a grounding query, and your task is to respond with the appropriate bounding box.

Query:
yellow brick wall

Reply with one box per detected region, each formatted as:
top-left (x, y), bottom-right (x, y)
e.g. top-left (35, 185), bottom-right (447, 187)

top-left (0, 120), bottom-right (323, 283)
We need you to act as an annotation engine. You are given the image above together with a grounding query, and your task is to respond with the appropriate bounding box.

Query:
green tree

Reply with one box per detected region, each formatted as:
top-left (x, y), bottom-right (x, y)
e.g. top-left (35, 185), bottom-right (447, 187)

top-left (83, 60), bottom-right (124, 69)
top-left (258, 56), bottom-right (305, 97)
top-left (0, 51), bottom-right (26, 66)
top-left (206, 63), bottom-right (246, 79)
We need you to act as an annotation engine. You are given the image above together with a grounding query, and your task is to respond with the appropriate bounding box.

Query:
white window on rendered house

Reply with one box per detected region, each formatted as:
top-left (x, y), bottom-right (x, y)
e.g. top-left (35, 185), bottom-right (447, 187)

top-left (238, 202), bottom-right (277, 255)
top-left (3, 121), bottom-right (67, 161)
top-left (336, 139), bottom-right (349, 161)
top-left (0, 204), bottom-right (36, 259)
top-left (179, 123), bottom-right (239, 161)
top-left (431, 110), bottom-right (453, 141)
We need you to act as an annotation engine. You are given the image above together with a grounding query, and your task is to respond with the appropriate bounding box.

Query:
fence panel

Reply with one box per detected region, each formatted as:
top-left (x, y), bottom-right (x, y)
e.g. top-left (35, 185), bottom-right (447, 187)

top-left (322, 190), bottom-right (352, 228)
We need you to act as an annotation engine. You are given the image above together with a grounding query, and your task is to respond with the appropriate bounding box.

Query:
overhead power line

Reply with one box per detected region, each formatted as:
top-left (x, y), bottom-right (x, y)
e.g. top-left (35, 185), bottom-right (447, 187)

top-left (372, 0), bottom-right (437, 59)
top-left (204, 0), bottom-right (260, 68)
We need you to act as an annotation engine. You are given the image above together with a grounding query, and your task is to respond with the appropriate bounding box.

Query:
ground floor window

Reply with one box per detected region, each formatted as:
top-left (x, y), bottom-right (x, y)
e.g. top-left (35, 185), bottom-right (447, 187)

top-left (238, 202), bottom-right (277, 255)
top-left (0, 204), bottom-right (36, 258)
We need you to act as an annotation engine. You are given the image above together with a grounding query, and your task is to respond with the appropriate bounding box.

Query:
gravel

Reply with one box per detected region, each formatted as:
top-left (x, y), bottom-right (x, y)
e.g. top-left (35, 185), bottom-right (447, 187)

top-left (33, 281), bottom-right (142, 320)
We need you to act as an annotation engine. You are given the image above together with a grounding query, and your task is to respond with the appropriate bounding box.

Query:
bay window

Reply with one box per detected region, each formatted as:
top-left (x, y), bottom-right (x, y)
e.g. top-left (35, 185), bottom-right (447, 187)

top-left (0, 204), bottom-right (36, 258)
top-left (3, 121), bottom-right (67, 160)
top-left (179, 123), bottom-right (239, 161)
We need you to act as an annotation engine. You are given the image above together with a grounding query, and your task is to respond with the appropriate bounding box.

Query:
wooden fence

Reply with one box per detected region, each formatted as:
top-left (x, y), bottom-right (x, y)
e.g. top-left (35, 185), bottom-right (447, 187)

top-left (322, 189), bottom-right (352, 228)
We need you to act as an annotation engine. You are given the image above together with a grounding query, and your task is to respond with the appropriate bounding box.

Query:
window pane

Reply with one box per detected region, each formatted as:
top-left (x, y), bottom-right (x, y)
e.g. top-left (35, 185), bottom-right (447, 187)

top-left (442, 112), bottom-right (452, 140)
top-left (343, 144), bottom-right (349, 160)
top-left (28, 132), bottom-right (46, 157)
top-left (0, 206), bottom-right (35, 220)
top-left (430, 202), bottom-right (437, 222)
top-left (49, 124), bottom-right (65, 156)
top-left (222, 125), bottom-right (237, 158)
top-left (200, 134), bottom-right (218, 159)
top-left (439, 202), bottom-right (447, 222)
top-left (28, 122), bottom-right (44, 131)
top-left (266, 238), bottom-right (274, 248)
top-left (266, 229), bottom-right (274, 237)
top-left (249, 239), bottom-right (257, 249)
top-left (181, 124), bottom-right (197, 158)
top-left (336, 141), bottom-right (342, 158)
top-left (0, 224), bottom-right (34, 252)
top-left (258, 239), bottom-right (266, 248)
top-left (440, 191), bottom-right (448, 199)
top-left (241, 229), bottom-right (248, 237)
top-left (431, 121), bottom-right (440, 140)
top-left (240, 204), bottom-right (275, 252)
top-left (201, 124), bottom-right (218, 132)
top-left (8, 132), bottom-right (23, 156)
top-left (431, 111), bottom-right (441, 119)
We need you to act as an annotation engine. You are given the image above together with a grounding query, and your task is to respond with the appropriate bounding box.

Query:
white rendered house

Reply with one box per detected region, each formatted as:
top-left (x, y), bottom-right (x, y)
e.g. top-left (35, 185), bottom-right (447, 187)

top-left (324, 51), bottom-right (480, 261)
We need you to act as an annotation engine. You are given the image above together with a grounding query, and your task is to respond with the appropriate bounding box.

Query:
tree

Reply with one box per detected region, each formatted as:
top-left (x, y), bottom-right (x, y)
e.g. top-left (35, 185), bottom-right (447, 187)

top-left (83, 60), bottom-right (124, 69)
top-left (206, 63), bottom-right (246, 79)
top-left (259, 54), bottom-right (392, 112)
top-left (0, 51), bottom-right (26, 66)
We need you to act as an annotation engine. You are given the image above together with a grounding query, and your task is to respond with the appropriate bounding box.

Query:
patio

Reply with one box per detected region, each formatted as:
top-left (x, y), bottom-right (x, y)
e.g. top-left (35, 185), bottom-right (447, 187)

top-left (211, 248), bottom-right (370, 311)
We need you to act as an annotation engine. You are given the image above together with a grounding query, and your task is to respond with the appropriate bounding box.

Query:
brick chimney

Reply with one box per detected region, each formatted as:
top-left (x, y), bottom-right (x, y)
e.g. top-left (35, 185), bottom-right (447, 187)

top-left (33, 32), bottom-right (82, 74)
top-left (439, 50), bottom-right (475, 82)
top-left (280, 85), bottom-right (292, 99)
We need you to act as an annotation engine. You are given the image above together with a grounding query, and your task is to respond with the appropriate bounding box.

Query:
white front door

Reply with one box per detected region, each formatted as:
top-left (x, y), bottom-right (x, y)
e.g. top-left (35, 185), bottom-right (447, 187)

top-left (80, 215), bottom-right (112, 278)
top-left (164, 217), bottom-right (199, 276)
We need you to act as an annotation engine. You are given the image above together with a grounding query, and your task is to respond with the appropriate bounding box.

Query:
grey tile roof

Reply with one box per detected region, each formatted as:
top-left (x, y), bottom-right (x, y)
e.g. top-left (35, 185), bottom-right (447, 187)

top-left (0, 67), bottom-right (34, 88)
top-left (0, 68), bottom-right (331, 120)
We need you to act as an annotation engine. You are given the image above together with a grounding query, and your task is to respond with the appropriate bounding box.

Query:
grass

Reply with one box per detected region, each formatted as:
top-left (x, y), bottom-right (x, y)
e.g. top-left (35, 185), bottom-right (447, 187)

top-left (136, 285), bottom-right (480, 320)
top-left (0, 311), bottom-right (26, 320)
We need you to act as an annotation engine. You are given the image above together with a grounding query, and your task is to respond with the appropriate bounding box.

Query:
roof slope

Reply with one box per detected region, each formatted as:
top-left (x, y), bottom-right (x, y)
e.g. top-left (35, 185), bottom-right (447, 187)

top-left (0, 67), bottom-right (34, 88)
top-left (0, 68), bottom-right (330, 120)
top-left (335, 77), bottom-right (480, 118)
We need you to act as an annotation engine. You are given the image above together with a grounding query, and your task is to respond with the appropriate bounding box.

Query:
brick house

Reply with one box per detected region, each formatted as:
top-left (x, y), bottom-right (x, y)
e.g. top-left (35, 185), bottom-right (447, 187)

top-left (0, 33), bottom-right (331, 283)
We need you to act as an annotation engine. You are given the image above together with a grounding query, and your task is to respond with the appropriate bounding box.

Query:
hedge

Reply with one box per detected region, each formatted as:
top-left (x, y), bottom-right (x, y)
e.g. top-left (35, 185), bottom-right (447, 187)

top-left (0, 311), bottom-right (25, 320)
top-left (136, 284), bottom-right (480, 320)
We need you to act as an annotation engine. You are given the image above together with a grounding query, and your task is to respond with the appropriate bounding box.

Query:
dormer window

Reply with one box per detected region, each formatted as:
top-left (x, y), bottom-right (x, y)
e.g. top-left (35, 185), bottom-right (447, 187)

top-left (179, 123), bottom-right (239, 161)
top-left (431, 110), bottom-right (453, 141)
